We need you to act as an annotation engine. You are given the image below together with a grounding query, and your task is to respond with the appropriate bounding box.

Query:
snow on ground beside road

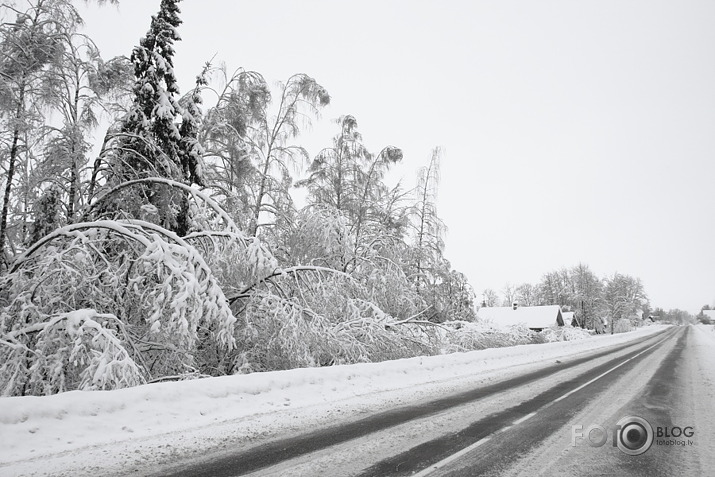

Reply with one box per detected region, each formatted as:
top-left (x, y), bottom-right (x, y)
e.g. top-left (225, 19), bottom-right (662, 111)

top-left (0, 325), bottom-right (669, 475)
top-left (690, 323), bottom-right (715, 356)
top-left (674, 325), bottom-right (715, 475)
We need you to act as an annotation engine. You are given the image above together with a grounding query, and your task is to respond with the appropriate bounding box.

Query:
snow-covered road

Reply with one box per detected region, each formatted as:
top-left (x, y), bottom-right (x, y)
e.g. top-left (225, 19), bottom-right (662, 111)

top-left (4, 324), bottom-right (708, 476)
top-left (400, 324), bottom-right (715, 476)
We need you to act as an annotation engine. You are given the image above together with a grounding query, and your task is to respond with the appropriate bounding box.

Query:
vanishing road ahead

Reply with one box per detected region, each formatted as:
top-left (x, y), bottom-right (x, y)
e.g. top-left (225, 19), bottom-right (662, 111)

top-left (163, 325), bottom-right (714, 477)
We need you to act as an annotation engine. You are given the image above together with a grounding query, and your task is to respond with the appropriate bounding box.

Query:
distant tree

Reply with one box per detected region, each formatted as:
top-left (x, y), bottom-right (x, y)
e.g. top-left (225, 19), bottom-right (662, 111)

top-left (432, 265), bottom-right (476, 321)
top-left (696, 313), bottom-right (711, 324)
top-left (696, 305), bottom-right (713, 324)
top-left (569, 263), bottom-right (604, 329)
top-left (408, 147), bottom-right (445, 296)
top-left (532, 264), bottom-right (604, 330)
top-left (538, 269), bottom-right (570, 306)
top-left (603, 272), bottom-right (647, 333)
top-left (660, 308), bottom-right (694, 326)
top-left (501, 282), bottom-right (517, 306)
top-left (515, 283), bottom-right (538, 306)
top-left (651, 307), bottom-right (665, 322)
top-left (482, 288), bottom-right (500, 307)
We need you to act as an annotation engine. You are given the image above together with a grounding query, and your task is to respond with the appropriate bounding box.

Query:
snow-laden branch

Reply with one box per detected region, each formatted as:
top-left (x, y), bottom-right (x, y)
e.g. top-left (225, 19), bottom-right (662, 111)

top-left (82, 177), bottom-right (242, 234)
top-left (1, 216), bottom-right (238, 395)
top-left (1, 309), bottom-right (145, 395)
top-left (226, 265), bottom-right (352, 304)
top-left (10, 220), bottom-right (152, 273)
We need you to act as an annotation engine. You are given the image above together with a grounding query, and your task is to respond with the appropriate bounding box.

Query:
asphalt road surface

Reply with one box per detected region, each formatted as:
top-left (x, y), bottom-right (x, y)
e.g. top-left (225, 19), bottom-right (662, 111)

top-left (160, 325), bottom-right (712, 476)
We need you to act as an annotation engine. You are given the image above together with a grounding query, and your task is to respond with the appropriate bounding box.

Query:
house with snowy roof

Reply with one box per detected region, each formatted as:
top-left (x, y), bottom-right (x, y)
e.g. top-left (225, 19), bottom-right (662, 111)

top-left (702, 310), bottom-right (715, 323)
top-left (477, 303), bottom-right (564, 331)
top-left (562, 311), bottom-right (577, 327)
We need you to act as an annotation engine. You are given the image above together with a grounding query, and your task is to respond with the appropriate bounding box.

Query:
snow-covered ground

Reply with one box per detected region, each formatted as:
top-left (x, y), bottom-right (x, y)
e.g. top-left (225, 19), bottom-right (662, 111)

top-left (0, 325), bottom-right (673, 476)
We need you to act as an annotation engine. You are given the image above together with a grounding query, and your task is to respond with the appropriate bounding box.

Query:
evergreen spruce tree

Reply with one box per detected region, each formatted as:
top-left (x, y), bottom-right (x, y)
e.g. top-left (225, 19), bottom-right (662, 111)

top-left (110, 0), bottom-right (204, 235)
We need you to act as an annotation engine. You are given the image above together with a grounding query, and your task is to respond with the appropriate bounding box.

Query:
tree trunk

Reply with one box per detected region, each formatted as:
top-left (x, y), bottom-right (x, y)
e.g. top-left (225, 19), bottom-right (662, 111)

top-left (0, 87), bottom-right (26, 267)
top-left (251, 145), bottom-right (273, 237)
top-left (87, 131), bottom-right (111, 202)
top-left (67, 83), bottom-right (81, 221)
top-left (68, 157), bottom-right (78, 219)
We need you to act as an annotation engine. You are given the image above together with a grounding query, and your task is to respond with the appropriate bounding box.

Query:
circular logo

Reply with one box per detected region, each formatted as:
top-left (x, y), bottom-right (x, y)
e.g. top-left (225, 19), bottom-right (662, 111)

top-left (616, 416), bottom-right (654, 455)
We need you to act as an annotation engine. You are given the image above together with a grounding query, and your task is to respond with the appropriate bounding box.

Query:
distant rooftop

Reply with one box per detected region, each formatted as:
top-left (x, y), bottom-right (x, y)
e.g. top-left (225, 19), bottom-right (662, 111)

top-left (477, 304), bottom-right (564, 330)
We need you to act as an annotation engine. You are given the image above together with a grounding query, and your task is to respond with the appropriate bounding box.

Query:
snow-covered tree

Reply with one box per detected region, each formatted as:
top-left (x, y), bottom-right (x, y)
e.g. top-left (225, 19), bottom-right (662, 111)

top-left (0, 0), bottom-right (494, 396)
top-left (537, 268), bottom-right (572, 306)
top-left (603, 272), bottom-right (647, 333)
top-left (0, 0), bottom-right (71, 265)
top-left (408, 148), bottom-right (446, 304)
top-left (298, 115), bottom-right (370, 218)
top-left (247, 73), bottom-right (329, 237)
top-left (104, 0), bottom-right (205, 236)
top-left (569, 263), bottom-right (604, 329)
top-left (0, 0), bottom-right (121, 263)
top-left (481, 288), bottom-right (500, 307)
top-left (501, 283), bottom-right (517, 307)
top-left (178, 62), bottom-right (209, 188)
top-left (432, 265), bottom-right (476, 322)
top-left (297, 116), bottom-right (404, 271)
top-left (201, 69), bottom-right (329, 237)
top-left (0, 218), bottom-right (237, 396)
top-left (532, 264), bottom-right (605, 329)
top-left (515, 282), bottom-right (539, 306)
top-left (349, 145), bottom-right (404, 264)
top-left (281, 204), bottom-right (354, 269)
top-left (38, 34), bottom-right (131, 223)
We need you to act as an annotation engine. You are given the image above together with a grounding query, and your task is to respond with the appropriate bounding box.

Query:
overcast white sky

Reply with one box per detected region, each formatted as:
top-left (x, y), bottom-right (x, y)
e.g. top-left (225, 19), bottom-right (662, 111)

top-left (77, 0), bottom-right (715, 314)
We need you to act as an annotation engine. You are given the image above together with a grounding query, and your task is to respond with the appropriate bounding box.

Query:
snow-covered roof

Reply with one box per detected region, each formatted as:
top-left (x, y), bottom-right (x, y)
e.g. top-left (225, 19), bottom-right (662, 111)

top-left (703, 310), bottom-right (715, 319)
top-left (562, 311), bottom-right (575, 326)
top-left (477, 305), bottom-right (564, 329)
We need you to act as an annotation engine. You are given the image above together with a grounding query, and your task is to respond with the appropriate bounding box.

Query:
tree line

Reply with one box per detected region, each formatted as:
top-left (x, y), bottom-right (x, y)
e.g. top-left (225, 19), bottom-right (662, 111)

top-left (0, 0), bottom-right (477, 396)
top-left (482, 264), bottom-right (700, 332)
top-left (481, 264), bottom-right (650, 333)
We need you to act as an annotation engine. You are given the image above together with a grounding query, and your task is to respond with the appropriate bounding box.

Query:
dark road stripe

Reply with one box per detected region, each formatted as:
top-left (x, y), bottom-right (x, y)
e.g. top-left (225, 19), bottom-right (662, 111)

top-left (611, 325), bottom-right (692, 477)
